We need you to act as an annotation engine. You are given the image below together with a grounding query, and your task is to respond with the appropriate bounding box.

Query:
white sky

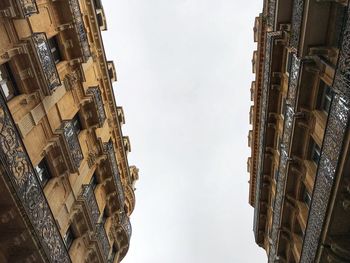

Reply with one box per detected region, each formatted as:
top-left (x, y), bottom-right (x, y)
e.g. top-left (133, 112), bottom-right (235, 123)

top-left (101, 1), bottom-right (266, 262)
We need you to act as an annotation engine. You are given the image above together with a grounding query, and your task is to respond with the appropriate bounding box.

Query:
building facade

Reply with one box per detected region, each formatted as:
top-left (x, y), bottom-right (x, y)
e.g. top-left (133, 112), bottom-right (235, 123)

top-left (248, 0), bottom-right (350, 262)
top-left (0, 0), bottom-right (138, 262)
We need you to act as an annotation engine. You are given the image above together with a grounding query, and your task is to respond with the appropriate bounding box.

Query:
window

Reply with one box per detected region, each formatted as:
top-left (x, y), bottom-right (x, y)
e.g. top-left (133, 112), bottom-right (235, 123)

top-left (302, 187), bottom-right (312, 208)
top-left (276, 135), bottom-right (281, 153)
top-left (63, 226), bottom-right (75, 250)
top-left (317, 81), bottom-right (332, 114)
top-left (0, 63), bottom-right (19, 101)
top-left (48, 36), bottom-right (62, 64)
top-left (35, 158), bottom-right (51, 187)
top-left (90, 173), bottom-right (98, 190)
top-left (72, 113), bottom-right (82, 134)
top-left (97, 12), bottom-right (104, 27)
top-left (280, 97), bottom-right (286, 116)
top-left (285, 52), bottom-right (293, 75)
top-left (309, 138), bottom-right (321, 165)
top-left (274, 169), bottom-right (279, 182)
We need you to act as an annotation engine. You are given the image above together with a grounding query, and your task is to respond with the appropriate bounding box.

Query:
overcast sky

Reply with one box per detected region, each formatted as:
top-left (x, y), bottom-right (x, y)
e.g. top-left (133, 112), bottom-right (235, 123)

top-left (101, 1), bottom-right (266, 262)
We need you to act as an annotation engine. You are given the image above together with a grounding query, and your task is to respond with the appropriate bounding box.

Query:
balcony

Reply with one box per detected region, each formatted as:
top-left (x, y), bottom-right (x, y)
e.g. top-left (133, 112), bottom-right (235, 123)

top-left (17, 0), bottom-right (38, 17)
top-left (119, 212), bottom-right (132, 239)
top-left (300, 86), bottom-right (350, 262)
top-left (94, 223), bottom-right (111, 261)
top-left (68, 0), bottom-right (91, 61)
top-left (268, 54), bottom-right (302, 262)
top-left (87, 87), bottom-right (106, 127)
top-left (57, 120), bottom-right (83, 172)
top-left (0, 89), bottom-right (71, 262)
top-left (78, 184), bottom-right (100, 228)
top-left (104, 141), bottom-right (125, 207)
top-left (30, 33), bottom-right (61, 94)
top-left (109, 212), bottom-right (132, 261)
top-left (253, 31), bottom-right (283, 244)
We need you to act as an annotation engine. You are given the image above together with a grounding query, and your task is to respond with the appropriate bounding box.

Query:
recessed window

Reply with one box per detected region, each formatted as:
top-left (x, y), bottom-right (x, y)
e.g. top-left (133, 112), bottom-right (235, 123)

top-left (309, 138), bottom-right (321, 165)
top-left (97, 12), bottom-right (104, 27)
top-left (72, 113), bottom-right (82, 134)
top-left (63, 226), bottom-right (75, 250)
top-left (48, 36), bottom-right (62, 64)
top-left (90, 173), bottom-right (98, 190)
top-left (285, 52), bottom-right (293, 74)
top-left (0, 63), bottom-right (19, 101)
top-left (302, 187), bottom-right (312, 208)
top-left (317, 81), bottom-right (332, 114)
top-left (35, 158), bottom-right (52, 187)
top-left (274, 169), bottom-right (279, 182)
top-left (280, 97), bottom-right (286, 116)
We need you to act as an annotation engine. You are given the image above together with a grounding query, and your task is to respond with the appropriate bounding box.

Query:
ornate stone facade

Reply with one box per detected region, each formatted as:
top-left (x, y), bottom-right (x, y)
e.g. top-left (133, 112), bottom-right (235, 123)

top-left (0, 0), bottom-right (138, 262)
top-left (249, 1), bottom-right (350, 262)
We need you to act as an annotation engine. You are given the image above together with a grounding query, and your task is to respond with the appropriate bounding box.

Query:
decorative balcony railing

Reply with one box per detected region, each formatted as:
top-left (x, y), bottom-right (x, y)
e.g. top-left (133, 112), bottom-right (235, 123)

top-left (80, 184), bottom-right (100, 226)
top-left (119, 212), bottom-right (132, 238)
top-left (61, 120), bottom-right (83, 171)
top-left (32, 33), bottom-right (61, 93)
top-left (268, 54), bottom-right (301, 263)
top-left (69, 0), bottom-right (91, 60)
top-left (17, 0), bottom-right (38, 17)
top-left (104, 141), bottom-right (125, 206)
top-left (253, 31), bottom-right (282, 238)
top-left (95, 223), bottom-right (111, 260)
top-left (300, 8), bottom-right (350, 263)
top-left (290, 0), bottom-right (304, 52)
top-left (88, 87), bottom-right (106, 127)
top-left (0, 91), bottom-right (71, 262)
top-left (266, 0), bottom-right (276, 29)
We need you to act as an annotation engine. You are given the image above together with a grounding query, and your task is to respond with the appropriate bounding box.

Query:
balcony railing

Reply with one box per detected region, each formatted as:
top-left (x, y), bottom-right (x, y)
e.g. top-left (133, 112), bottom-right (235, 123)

top-left (104, 141), bottom-right (125, 206)
top-left (253, 31), bottom-right (282, 239)
top-left (95, 223), bottom-right (110, 260)
top-left (80, 184), bottom-right (100, 226)
top-left (119, 212), bottom-right (132, 239)
top-left (300, 9), bottom-right (350, 263)
top-left (88, 87), bottom-right (106, 127)
top-left (290, 0), bottom-right (304, 52)
top-left (68, 0), bottom-right (91, 60)
top-left (266, 0), bottom-right (276, 29)
top-left (17, 0), bottom-right (38, 17)
top-left (268, 54), bottom-right (301, 262)
top-left (61, 120), bottom-right (83, 171)
top-left (0, 90), bottom-right (71, 262)
top-left (32, 33), bottom-right (61, 93)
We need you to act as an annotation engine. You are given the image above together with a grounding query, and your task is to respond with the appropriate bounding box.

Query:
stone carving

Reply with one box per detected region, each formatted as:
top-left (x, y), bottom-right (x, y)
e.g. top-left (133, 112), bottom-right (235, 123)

top-left (0, 94), bottom-right (71, 262)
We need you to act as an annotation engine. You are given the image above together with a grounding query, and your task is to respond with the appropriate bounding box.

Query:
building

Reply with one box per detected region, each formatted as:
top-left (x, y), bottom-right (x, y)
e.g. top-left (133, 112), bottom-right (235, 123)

top-left (248, 1), bottom-right (350, 262)
top-left (0, 0), bottom-right (138, 262)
